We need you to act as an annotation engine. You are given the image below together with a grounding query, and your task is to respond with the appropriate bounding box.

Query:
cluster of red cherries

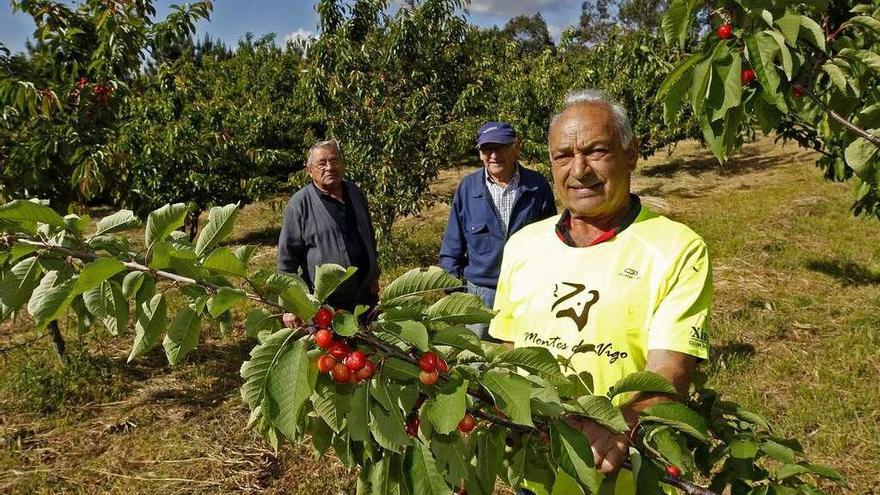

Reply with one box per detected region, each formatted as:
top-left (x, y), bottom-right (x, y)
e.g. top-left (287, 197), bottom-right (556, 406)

top-left (312, 307), bottom-right (375, 384)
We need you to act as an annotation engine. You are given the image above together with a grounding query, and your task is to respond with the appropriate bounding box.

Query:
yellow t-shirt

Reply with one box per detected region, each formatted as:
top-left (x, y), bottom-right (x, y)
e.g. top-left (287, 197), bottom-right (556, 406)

top-left (489, 206), bottom-right (711, 398)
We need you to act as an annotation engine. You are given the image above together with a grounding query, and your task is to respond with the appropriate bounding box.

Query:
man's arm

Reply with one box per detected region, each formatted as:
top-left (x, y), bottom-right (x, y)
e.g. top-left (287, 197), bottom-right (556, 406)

top-left (567, 349), bottom-right (698, 474)
top-left (438, 188), bottom-right (467, 278)
top-left (277, 199), bottom-right (305, 274)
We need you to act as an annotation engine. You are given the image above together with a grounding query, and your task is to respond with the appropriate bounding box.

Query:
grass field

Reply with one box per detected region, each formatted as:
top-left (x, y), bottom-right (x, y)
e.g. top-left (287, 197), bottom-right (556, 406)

top-left (1, 136), bottom-right (878, 493)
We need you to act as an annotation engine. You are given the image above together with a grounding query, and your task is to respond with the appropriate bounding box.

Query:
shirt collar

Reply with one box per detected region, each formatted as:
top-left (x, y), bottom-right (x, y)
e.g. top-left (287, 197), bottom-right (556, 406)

top-left (555, 194), bottom-right (642, 247)
top-left (484, 163), bottom-right (520, 187)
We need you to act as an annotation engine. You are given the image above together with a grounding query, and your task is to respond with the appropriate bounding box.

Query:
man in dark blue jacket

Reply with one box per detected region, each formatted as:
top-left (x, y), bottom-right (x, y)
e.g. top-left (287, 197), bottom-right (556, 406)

top-left (438, 121), bottom-right (556, 338)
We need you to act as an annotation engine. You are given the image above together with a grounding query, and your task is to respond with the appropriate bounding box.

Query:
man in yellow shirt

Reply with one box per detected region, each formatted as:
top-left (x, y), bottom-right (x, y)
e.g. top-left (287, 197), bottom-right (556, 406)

top-left (489, 89), bottom-right (711, 491)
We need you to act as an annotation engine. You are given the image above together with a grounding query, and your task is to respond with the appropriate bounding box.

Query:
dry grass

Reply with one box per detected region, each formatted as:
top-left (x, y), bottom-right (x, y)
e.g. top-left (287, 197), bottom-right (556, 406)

top-left (2, 135), bottom-right (879, 493)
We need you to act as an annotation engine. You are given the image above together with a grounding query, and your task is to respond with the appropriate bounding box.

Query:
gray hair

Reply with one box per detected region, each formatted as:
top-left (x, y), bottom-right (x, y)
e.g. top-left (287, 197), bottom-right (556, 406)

top-left (549, 89), bottom-right (634, 147)
top-left (306, 138), bottom-right (343, 165)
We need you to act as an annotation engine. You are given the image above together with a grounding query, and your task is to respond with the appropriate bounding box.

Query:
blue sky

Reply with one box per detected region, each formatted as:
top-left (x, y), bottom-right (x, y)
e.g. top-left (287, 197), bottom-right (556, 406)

top-left (1, 0), bottom-right (583, 55)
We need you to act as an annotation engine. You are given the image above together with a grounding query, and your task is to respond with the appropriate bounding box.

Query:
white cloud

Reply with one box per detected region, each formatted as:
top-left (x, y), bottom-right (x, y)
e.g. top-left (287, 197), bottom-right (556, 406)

top-left (468, 0), bottom-right (569, 17)
top-left (284, 28), bottom-right (315, 44)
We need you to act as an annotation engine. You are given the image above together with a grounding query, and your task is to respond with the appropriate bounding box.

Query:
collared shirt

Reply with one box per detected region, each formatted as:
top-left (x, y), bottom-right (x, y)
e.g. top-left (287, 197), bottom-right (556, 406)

top-left (555, 194), bottom-right (642, 247)
top-left (484, 165), bottom-right (521, 236)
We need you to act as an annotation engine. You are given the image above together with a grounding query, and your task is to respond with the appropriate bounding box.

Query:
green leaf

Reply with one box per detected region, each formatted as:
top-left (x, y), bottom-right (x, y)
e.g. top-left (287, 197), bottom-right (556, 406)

top-left (331, 310), bottom-right (360, 336)
top-left (122, 271), bottom-right (145, 299)
top-left (312, 379), bottom-right (350, 432)
top-left (94, 210), bottom-right (139, 237)
top-left (802, 463), bottom-right (845, 482)
top-left (101, 281), bottom-right (129, 336)
top-left (689, 53), bottom-right (714, 118)
top-left (493, 346), bottom-right (567, 385)
top-left (425, 292), bottom-right (494, 324)
top-left (207, 286), bottom-right (247, 317)
top-left (279, 284), bottom-right (319, 321)
top-left (194, 203), bottom-right (238, 256)
top-left (71, 258), bottom-right (125, 298)
top-left (63, 214), bottom-right (90, 234)
top-left (405, 441), bottom-right (450, 495)
top-left (0, 256), bottom-right (43, 313)
top-left (313, 263), bottom-right (357, 302)
top-left (607, 371), bottom-right (677, 398)
top-left (798, 16), bottom-right (826, 52)
top-left (27, 271), bottom-right (74, 329)
top-left (245, 308), bottom-right (280, 339)
top-left (709, 47), bottom-right (743, 121)
top-left (550, 420), bottom-right (599, 494)
top-left (645, 427), bottom-right (693, 475)
top-left (470, 429), bottom-right (505, 495)
top-left (432, 326), bottom-right (484, 356)
top-left (845, 134), bottom-right (880, 181)
top-left (0, 200), bottom-right (64, 227)
top-left (481, 369), bottom-right (533, 427)
top-left (641, 402), bottom-right (709, 443)
top-left (382, 357), bottom-right (421, 380)
top-left (774, 11), bottom-right (801, 45)
top-left (840, 49), bottom-right (880, 74)
top-left (425, 378), bottom-right (468, 434)
top-left (240, 328), bottom-right (297, 409)
top-left (746, 32), bottom-right (786, 112)
top-left (822, 62), bottom-right (849, 94)
top-left (572, 395), bottom-right (628, 433)
top-left (145, 203), bottom-right (188, 249)
top-left (235, 245), bottom-right (258, 265)
top-left (381, 266), bottom-right (461, 306)
top-left (431, 435), bottom-right (472, 487)
top-left (660, 53), bottom-right (704, 124)
top-left (661, 0), bottom-right (702, 49)
top-left (9, 244), bottom-right (37, 262)
top-left (849, 15), bottom-right (880, 36)
top-left (390, 320), bottom-right (430, 351)
top-left (761, 439), bottom-right (797, 464)
top-left (128, 294), bottom-right (167, 362)
top-left (163, 307), bottom-right (201, 365)
top-left (267, 339), bottom-right (316, 441)
top-left (766, 30), bottom-right (793, 80)
top-left (202, 247), bottom-right (246, 277)
top-left (370, 398), bottom-right (410, 452)
top-left (348, 383), bottom-right (371, 442)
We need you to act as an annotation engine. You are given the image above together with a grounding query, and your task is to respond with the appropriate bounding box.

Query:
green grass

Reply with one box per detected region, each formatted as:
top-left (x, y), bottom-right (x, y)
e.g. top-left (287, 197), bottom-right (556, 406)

top-left (1, 137), bottom-right (879, 492)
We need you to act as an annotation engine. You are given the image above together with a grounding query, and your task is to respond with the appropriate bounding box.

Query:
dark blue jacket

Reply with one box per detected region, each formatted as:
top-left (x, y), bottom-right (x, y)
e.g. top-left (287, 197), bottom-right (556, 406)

top-left (438, 165), bottom-right (556, 288)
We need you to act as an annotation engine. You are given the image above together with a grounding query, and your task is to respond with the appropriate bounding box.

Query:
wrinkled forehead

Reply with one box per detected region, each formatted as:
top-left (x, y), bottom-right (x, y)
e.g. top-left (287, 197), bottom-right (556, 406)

top-left (549, 103), bottom-right (620, 148)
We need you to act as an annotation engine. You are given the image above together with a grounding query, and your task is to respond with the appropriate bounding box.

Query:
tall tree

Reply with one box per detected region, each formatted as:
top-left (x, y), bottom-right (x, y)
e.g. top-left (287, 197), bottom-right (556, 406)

top-left (576, 0), bottom-right (669, 43)
top-left (502, 13), bottom-right (555, 56)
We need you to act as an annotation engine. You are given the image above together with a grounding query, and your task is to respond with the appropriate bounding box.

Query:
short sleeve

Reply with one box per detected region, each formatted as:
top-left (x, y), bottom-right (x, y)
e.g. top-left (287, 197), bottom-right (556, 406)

top-left (647, 238), bottom-right (712, 359)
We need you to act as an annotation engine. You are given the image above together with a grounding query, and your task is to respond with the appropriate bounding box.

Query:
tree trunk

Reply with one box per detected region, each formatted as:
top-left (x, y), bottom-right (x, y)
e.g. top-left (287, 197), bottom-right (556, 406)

top-left (188, 209), bottom-right (201, 242)
top-left (48, 320), bottom-right (67, 362)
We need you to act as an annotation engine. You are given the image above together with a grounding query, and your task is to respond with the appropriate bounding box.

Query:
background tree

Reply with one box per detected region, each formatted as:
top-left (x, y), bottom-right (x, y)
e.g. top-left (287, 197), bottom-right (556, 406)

top-left (502, 13), bottom-right (556, 56)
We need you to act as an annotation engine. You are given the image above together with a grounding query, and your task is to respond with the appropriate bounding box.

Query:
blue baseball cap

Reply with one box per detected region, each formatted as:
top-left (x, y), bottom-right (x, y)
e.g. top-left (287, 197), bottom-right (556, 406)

top-left (476, 121), bottom-right (517, 148)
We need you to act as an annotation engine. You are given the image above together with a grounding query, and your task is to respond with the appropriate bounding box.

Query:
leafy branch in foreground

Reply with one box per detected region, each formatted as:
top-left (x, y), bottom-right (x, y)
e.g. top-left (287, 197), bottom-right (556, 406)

top-left (0, 200), bottom-right (846, 494)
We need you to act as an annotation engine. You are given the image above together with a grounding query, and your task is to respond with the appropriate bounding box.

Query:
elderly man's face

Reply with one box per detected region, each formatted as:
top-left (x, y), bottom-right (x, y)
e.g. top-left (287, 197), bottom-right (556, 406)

top-left (548, 103), bottom-right (637, 219)
top-left (479, 142), bottom-right (519, 179)
top-left (308, 146), bottom-right (344, 191)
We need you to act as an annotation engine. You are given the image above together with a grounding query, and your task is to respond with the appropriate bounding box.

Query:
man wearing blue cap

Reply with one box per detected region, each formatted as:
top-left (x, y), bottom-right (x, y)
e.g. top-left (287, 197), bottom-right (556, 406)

top-left (439, 121), bottom-right (556, 339)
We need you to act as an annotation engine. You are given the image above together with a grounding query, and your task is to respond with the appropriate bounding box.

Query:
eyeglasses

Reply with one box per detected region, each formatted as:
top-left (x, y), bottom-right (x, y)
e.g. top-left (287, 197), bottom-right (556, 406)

top-left (309, 159), bottom-right (342, 170)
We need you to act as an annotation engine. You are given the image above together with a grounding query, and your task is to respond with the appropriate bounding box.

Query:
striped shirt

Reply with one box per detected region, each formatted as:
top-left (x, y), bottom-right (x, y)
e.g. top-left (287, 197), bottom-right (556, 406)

top-left (484, 165), bottom-right (520, 236)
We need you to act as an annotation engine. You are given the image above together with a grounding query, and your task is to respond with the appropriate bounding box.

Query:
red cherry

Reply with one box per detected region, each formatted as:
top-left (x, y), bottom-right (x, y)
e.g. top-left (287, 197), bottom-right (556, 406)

top-left (437, 358), bottom-right (448, 373)
top-left (317, 355), bottom-right (336, 373)
top-left (792, 86), bottom-right (805, 98)
top-left (457, 413), bottom-right (476, 433)
top-left (314, 329), bottom-right (334, 349)
top-left (331, 362), bottom-right (351, 383)
top-left (418, 352), bottom-right (438, 372)
top-left (741, 69), bottom-right (755, 85)
top-left (328, 341), bottom-right (351, 360)
top-left (356, 360), bottom-right (375, 380)
top-left (419, 369), bottom-right (439, 386)
top-left (405, 416), bottom-right (420, 437)
top-left (665, 465), bottom-right (682, 478)
top-left (76, 77), bottom-right (88, 89)
top-left (717, 24), bottom-right (733, 39)
top-left (314, 307), bottom-right (334, 328)
top-left (344, 350), bottom-right (367, 371)
top-left (347, 370), bottom-right (361, 385)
